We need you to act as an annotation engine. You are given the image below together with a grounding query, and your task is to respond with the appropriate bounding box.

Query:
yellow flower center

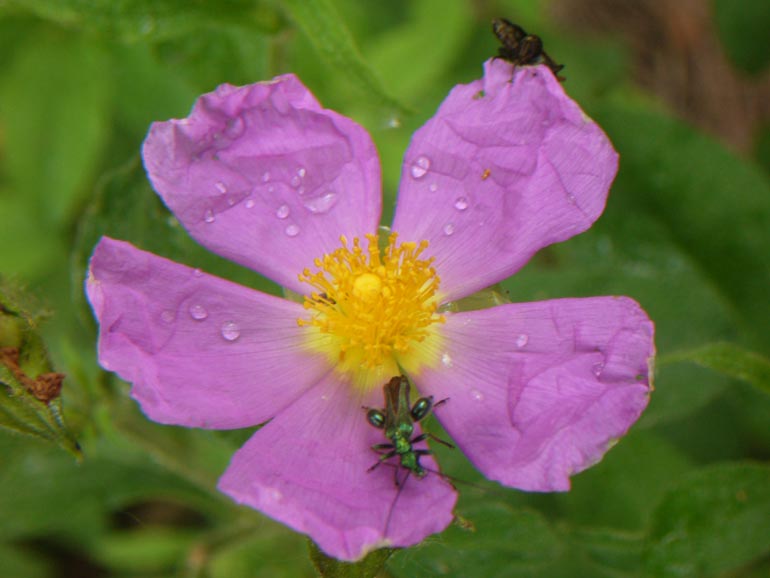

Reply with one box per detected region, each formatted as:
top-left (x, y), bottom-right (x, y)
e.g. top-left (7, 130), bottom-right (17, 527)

top-left (298, 233), bottom-right (444, 389)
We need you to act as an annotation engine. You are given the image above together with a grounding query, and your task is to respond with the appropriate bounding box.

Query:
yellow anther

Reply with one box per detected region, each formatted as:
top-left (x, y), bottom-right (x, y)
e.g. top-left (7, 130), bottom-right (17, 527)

top-left (298, 233), bottom-right (444, 380)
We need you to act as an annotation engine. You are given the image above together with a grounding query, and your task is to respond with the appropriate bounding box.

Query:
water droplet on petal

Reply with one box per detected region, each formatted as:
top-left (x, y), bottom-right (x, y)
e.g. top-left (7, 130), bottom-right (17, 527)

top-left (567, 194), bottom-right (576, 204)
top-left (203, 210), bottom-right (215, 223)
top-left (160, 310), bottom-right (175, 323)
top-left (276, 204), bottom-right (290, 219)
top-left (387, 116), bottom-right (401, 128)
top-left (215, 181), bottom-right (227, 194)
top-left (303, 191), bottom-right (338, 214)
top-left (221, 321), bottom-right (240, 341)
top-left (192, 268), bottom-right (203, 277)
top-left (592, 362), bottom-right (604, 377)
top-left (410, 156), bottom-right (431, 179)
top-left (189, 304), bottom-right (208, 320)
top-left (470, 389), bottom-right (484, 401)
top-left (262, 171), bottom-right (271, 183)
top-left (226, 195), bottom-right (237, 206)
top-left (290, 175), bottom-right (302, 188)
top-left (245, 199), bottom-right (255, 209)
top-left (285, 224), bottom-right (300, 237)
top-left (441, 352), bottom-right (453, 367)
top-left (429, 183), bottom-right (438, 192)
top-left (443, 223), bottom-right (455, 236)
top-left (454, 197), bottom-right (469, 211)
top-left (516, 334), bottom-right (529, 348)
top-left (297, 167), bottom-right (306, 178)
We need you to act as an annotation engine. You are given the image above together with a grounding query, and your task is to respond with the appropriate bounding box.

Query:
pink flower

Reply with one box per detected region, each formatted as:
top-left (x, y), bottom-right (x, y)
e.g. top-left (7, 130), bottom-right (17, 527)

top-left (86, 60), bottom-right (654, 561)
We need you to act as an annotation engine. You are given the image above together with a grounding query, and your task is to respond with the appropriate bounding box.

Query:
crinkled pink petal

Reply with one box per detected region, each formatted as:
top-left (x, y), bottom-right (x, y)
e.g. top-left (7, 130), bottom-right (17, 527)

top-left (86, 237), bottom-right (332, 428)
top-left (392, 60), bottom-right (618, 301)
top-left (218, 377), bottom-right (457, 561)
top-left (142, 75), bottom-right (382, 294)
top-left (413, 297), bottom-right (653, 491)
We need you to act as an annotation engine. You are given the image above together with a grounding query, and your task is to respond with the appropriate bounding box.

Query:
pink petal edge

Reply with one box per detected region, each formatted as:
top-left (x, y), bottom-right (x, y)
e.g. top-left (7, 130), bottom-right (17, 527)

top-left (392, 60), bottom-right (618, 302)
top-left (142, 74), bottom-right (382, 294)
top-left (413, 296), bottom-right (654, 491)
top-left (218, 377), bottom-right (458, 561)
top-left (86, 237), bottom-right (332, 428)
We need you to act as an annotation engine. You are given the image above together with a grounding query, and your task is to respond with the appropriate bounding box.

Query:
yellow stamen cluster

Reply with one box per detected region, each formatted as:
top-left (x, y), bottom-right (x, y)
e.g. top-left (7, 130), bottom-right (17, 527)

top-left (298, 233), bottom-right (444, 371)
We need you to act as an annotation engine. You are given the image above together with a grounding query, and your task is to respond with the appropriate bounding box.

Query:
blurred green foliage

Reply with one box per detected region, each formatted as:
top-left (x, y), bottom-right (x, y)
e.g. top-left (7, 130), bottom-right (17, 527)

top-left (0, 0), bottom-right (768, 577)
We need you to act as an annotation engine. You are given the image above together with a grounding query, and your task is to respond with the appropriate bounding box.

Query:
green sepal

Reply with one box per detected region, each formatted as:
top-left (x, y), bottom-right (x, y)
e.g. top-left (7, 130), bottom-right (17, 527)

top-left (0, 287), bottom-right (81, 459)
top-left (308, 540), bottom-right (392, 578)
top-left (644, 462), bottom-right (770, 577)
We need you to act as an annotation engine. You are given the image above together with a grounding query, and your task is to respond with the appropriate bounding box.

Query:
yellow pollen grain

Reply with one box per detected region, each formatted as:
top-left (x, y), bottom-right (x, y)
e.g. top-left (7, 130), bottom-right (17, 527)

top-left (297, 233), bottom-right (445, 381)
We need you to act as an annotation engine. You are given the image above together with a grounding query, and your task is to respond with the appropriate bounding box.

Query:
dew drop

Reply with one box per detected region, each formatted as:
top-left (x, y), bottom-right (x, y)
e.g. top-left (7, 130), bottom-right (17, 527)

top-left (429, 183), bottom-right (438, 192)
top-left (297, 167), bottom-right (307, 178)
top-left (567, 193), bottom-right (576, 205)
top-left (220, 321), bottom-right (240, 341)
top-left (387, 116), bottom-right (401, 128)
top-left (245, 199), bottom-right (255, 209)
top-left (160, 310), bottom-right (175, 323)
top-left (443, 223), bottom-right (455, 236)
top-left (192, 268), bottom-right (203, 277)
top-left (290, 175), bottom-right (302, 188)
top-left (262, 171), bottom-right (271, 183)
top-left (226, 196), bottom-right (237, 206)
top-left (276, 204), bottom-right (290, 219)
top-left (454, 197), bottom-right (469, 211)
top-left (189, 304), bottom-right (208, 321)
top-left (215, 181), bottom-right (227, 194)
top-left (441, 352), bottom-right (453, 367)
top-left (470, 389), bottom-right (484, 401)
top-left (303, 191), bottom-right (338, 214)
top-left (515, 334), bottom-right (529, 348)
top-left (592, 362), bottom-right (605, 377)
top-left (285, 224), bottom-right (300, 237)
top-left (410, 155), bottom-right (431, 179)
top-left (203, 209), bottom-right (215, 223)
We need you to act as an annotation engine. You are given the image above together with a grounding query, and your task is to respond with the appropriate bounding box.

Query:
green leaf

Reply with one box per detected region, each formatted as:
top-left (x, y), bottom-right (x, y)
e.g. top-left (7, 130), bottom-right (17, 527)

top-left (662, 342), bottom-right (770, 395)
top-left (308, 540), bottom-right (392, 578)
top-left (281, 0), bottom-right (407, 115)
top-left (365, 0), bottom-right (474, 103)
top-left (713, 0), bottom-right (770, 74)
top-left (91, 528), bottom-right (199, 574)
top-left (0, 433), bottom-right (223, 543)
top-left (1, 0), bottom-right (274, 42)
top-left (0, 26), bottom-right (111, 227)
top-left (560, 430), bottom-right (693, 531)
top-left (568, 526), bottom-right (644, 574)
top-left (595, 99), bottom-right (770, 350)
top-left (390, 503), bottom-right (563, 577)
top-left (644, 462), bottom-right (770, 577)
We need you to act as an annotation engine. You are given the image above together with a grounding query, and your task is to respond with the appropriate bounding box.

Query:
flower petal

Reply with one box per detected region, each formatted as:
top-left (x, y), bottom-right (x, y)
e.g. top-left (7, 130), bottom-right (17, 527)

top-left (218, 377), bottom-right (458, 561)
top-left (142, 75), bottom-right (382, 293)
top-left (392, 60), bottom-right (618, 301)
top-left (86, 237), bottom-right (332, 428)
top-left (414, 297), bottom-right (654, 491)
